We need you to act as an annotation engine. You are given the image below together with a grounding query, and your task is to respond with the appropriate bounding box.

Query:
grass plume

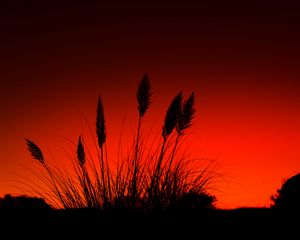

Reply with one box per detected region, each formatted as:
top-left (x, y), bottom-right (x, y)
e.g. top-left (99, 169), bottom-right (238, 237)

top-left (25, 139), bottom-right (44, 164)
top-left (177, 92), bottom-right (195, 135)
top-left (77, 136), bottom-right (86, 166)
top-left (96, 96), bottom-right (106, 149)
top-left (137, 72), bottom-right (151, 117)
top-left (162, 92), bottom-right (183, 140)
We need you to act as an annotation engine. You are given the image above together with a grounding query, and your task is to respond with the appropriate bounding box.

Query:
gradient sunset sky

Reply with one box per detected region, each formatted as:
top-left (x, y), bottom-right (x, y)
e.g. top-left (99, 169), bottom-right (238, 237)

top-left (1, 1), bottom-right (300, 208)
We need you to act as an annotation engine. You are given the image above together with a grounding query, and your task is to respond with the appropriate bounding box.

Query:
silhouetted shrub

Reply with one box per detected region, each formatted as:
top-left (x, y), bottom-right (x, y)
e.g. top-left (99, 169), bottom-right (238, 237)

top-left (180, 191), bottom-right (216, 209)
top-left (168, 191), bottom-right (216, 210)
top-left (271, 173), bottom-right (300, 210)
top-left (0, 194), bottom-right (51, 210)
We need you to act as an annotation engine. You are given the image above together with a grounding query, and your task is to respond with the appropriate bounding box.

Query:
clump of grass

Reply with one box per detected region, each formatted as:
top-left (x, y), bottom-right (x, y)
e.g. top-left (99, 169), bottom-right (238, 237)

top-left (24, 73), bottom-right (216, 210)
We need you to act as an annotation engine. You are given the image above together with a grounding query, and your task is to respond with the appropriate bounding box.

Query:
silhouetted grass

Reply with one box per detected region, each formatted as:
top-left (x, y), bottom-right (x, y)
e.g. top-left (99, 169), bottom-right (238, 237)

top-left (24, 73), bottom-right (216, 210)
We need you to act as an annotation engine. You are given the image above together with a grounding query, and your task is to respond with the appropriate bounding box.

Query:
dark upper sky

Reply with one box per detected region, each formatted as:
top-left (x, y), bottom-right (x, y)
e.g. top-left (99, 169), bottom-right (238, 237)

top-left (1, 1), bottom-right (299, 82)
top-left (1, 1), bottom-right (300, 111)
top-left (1, 1), bottom-right (300, 208)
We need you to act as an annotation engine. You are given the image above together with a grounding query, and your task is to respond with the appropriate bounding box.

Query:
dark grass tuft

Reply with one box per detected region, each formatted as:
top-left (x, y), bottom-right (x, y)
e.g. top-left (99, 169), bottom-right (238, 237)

top-left (23, 75), bottom-right (217, 211)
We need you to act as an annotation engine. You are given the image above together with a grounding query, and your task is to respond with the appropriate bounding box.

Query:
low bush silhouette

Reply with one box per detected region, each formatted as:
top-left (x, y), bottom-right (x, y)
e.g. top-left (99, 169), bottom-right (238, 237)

top-left (23, 73), bottom-right (216, 210)
top-left (0, 194), bottom-right (51, 210)
top-left (177, 191), bottom-right (216, 210)
top-left (271, 173), bottom-right (300, 210)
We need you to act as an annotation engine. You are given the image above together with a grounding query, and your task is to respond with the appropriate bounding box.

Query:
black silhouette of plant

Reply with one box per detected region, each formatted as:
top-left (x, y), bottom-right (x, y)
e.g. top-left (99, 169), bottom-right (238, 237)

top-left (0, 194), bottom-right (51, 210)
top-left (25, 139), bottom-right (44, 164)
top-left (130, 73), bottom-right (152, 205)
top-left (23, 73), bottom-right (216, 210)
top-left (177, 191), bottom-right (216, 210)
top-left (271, 173), bottom-right (300, 210)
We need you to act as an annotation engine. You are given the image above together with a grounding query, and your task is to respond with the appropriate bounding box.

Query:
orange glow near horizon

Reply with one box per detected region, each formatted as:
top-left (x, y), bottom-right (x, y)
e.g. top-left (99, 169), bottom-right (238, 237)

top-left (2, 71), bottom-right (300, 209)
top-left (1, 2), bottom-right (300, 209)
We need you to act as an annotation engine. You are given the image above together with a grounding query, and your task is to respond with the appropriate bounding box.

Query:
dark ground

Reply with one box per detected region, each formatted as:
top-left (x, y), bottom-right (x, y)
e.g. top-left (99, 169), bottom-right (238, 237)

top-left (0, 207), bottom-right (299, 237)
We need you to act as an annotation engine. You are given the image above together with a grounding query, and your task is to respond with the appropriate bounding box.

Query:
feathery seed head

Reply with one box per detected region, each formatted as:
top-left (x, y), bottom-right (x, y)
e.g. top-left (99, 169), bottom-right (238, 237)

top-left (137, 73), bottom-right (152, 117)
top-left (25, 139), bottom-right (45, 164)
top-left (96, 95), bottom-right (106, 148)
top-left (77, 136), bottom-right (86, 165)
top-left (177, 92), bottom-right (195, 134)
top-left (162, 92), bottom-right (183, 140)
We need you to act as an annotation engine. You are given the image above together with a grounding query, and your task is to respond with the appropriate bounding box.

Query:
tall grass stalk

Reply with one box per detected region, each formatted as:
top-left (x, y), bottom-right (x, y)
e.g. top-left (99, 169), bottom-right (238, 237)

top-left (147, 92), bottom-right (183, 207)
top-left (162, 92), bottom-right (196, 195)
top-left (131, 73), bottom-right (151, 204)
top-left (96, 96), bottom-right (110, 206)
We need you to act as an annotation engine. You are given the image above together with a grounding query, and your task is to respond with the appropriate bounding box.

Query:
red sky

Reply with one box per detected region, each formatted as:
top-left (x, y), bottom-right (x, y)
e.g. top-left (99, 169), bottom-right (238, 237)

top-left (1, 1), bottom-right (300, 208)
